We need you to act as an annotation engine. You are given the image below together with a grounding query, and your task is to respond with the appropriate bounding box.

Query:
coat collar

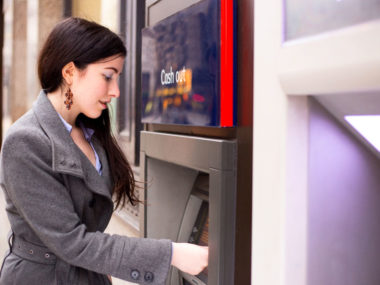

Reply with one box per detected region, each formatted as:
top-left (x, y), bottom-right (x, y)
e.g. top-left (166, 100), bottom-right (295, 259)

top-left (32, 90), bottom-right (112, 201)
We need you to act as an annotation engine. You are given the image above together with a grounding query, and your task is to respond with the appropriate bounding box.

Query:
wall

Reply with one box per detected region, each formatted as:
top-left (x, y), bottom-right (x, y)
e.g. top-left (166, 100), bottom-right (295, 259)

top-left (253, 1), bottom-right (380, 282)
top-left (72, 0), bottom-right (101, 22)
top-left (253, 0), bottom-right (309, 284)
top-left (253, 0), bottom-right (288, 283)
top-left (10, 0), bottom-right (27, 122)
top-left (308, 98), bottom-right (380, 285)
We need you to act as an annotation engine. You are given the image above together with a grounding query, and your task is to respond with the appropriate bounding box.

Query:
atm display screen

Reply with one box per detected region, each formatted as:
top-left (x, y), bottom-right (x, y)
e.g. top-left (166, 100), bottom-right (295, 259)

top-left (141, 0), bottom-right (237, 127)
top-left (188, 201), bottom-right (208, 284)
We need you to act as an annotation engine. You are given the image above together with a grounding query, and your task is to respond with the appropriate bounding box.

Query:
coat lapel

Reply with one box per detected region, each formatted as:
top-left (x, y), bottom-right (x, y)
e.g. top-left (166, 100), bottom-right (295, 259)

top-left (77, 137), bottom-right (113, 201)
top-left (32, 90), bottom-right (113, 201)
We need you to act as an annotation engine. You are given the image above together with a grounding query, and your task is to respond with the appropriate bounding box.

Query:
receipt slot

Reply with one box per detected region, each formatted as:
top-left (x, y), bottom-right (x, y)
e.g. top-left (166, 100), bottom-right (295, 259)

top-left (140, 131), bottom-right (237, 285)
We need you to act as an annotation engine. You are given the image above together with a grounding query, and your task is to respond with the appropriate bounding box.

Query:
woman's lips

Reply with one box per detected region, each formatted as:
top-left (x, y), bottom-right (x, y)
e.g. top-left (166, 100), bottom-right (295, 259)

top-left (99, 100), bottom-right (110, 109)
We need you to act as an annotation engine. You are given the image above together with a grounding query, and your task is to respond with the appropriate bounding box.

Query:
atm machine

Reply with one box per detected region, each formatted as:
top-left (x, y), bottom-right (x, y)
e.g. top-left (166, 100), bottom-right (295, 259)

top-left (139, 0), bottom-right (251, 284)
top-left (140, 132), bottom-right (236, 285)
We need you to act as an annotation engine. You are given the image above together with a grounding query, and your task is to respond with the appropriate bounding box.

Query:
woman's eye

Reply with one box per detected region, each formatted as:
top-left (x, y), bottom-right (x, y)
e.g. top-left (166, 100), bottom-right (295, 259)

top-left (104, 74), bottom-right (113, 82)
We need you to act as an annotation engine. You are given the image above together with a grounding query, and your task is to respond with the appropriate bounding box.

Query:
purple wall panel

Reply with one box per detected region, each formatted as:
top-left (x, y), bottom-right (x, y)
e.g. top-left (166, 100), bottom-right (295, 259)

top-left (308, 98), bottom-right (380, 285)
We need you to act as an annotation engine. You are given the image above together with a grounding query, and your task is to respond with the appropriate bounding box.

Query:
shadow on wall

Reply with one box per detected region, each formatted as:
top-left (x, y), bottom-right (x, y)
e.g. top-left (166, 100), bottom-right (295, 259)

top-left (307, 98), bottom-right (380, 285)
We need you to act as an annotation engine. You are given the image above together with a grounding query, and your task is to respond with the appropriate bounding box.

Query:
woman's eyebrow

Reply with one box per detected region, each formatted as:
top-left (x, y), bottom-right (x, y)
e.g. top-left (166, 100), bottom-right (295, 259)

top-left (105, 67), bottom-right (119, 73)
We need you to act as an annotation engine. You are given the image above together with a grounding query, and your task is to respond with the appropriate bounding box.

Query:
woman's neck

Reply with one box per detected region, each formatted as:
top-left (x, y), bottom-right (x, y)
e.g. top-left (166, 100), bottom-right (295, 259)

top-left (47, 88), bottom-right (80, 126)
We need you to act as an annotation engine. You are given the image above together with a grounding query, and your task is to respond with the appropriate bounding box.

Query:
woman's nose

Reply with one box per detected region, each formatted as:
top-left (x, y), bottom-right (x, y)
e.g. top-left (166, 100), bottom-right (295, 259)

top-left (109, 80), bottom-right (120, 98)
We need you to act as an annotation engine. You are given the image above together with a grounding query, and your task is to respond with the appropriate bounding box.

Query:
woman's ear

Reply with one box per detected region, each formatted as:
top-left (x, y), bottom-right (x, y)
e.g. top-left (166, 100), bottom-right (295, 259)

top-left (62, 62), bottom-right (75, 85)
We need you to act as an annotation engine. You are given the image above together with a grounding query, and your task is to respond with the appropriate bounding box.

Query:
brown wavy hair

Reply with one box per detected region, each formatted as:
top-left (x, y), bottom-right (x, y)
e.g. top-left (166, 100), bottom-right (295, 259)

top-left (37, 17), bottom-right (138, 210)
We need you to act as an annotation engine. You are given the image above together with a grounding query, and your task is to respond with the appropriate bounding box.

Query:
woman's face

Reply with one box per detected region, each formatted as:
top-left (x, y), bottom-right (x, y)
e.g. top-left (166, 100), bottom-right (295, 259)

top-left (71, 55), bottom-right (125, 118)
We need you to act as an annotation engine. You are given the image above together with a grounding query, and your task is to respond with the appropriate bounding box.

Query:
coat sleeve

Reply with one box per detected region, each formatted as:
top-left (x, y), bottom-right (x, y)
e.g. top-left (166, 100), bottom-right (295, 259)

top-left (0, 131), bottom-right (172, 284)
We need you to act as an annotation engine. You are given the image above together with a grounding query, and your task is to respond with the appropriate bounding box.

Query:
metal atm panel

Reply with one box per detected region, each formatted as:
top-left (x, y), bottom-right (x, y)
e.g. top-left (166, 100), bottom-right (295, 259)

top-left (140, 131), bottom-right (237, 285)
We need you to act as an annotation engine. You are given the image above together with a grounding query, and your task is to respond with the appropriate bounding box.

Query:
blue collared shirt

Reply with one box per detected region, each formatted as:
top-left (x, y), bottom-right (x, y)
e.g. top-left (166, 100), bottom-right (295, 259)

top-left (57, 113), bottom-right (102, 175)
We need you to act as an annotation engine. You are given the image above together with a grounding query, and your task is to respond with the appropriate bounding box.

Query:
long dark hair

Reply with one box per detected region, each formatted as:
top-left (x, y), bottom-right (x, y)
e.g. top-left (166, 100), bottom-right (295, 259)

top-left (38, 17), bottom-right (138, 210)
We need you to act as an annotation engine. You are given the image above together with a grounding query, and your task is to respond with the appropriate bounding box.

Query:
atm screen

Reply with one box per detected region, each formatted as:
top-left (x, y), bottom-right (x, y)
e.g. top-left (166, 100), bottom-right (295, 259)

top-left (187, 201), bottom-right (208, 284)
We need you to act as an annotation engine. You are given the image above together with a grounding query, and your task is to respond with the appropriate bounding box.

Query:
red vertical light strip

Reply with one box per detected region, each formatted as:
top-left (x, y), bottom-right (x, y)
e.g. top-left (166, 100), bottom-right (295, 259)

top-left (220, 0), bottom-right (234, 127)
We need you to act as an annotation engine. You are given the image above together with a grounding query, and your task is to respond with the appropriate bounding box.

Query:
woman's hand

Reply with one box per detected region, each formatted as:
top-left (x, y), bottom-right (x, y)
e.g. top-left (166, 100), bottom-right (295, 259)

top-left (171, 242), bottom-right (209, 275)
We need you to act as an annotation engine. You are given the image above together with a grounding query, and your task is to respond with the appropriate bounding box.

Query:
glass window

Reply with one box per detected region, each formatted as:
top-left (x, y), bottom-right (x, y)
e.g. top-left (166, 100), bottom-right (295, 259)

top-left (285, 0), bottom-right (380, 41)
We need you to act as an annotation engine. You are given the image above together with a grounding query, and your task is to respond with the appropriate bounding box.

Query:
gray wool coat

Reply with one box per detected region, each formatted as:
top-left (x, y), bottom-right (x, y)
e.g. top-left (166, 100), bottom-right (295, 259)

top-left (0, 90), bottom-right (172, 285)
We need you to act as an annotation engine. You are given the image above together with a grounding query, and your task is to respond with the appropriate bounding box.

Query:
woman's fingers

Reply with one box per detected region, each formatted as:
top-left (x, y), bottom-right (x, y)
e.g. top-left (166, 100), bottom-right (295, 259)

top-left (171, 243), bottom-right (209, 275)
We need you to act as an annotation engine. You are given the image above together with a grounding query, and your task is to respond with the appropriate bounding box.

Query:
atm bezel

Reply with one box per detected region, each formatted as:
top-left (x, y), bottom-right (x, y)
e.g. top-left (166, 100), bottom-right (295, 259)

top-left (140, 131), bottom-right (237, 285)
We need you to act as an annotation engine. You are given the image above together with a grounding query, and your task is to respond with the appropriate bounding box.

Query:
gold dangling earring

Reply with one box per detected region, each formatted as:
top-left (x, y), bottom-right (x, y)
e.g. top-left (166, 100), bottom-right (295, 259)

top-left (64, 88), bottom-right (73, 110)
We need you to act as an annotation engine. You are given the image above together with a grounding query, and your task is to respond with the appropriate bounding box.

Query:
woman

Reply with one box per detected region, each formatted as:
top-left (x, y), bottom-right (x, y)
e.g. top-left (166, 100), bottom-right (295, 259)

top-left (0, 17), bottom-right (208, 284)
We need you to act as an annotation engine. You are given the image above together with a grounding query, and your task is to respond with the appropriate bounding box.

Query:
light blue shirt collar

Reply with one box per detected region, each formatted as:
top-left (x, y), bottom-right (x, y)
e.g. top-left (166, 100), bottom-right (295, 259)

top-left (57, 112), bottom-right (73, 133)
top-left (57, 112), bottom-right (102, 175)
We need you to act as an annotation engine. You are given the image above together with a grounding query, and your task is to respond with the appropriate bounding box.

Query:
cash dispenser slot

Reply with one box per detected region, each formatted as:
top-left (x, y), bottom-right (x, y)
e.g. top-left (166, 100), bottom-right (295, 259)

top-left (176, 173), bottom-right (209, 285)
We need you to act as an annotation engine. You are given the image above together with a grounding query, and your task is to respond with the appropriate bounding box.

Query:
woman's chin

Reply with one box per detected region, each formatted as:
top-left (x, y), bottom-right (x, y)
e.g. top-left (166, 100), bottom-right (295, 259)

top-left (84, 111), bottom-right (103, 119)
